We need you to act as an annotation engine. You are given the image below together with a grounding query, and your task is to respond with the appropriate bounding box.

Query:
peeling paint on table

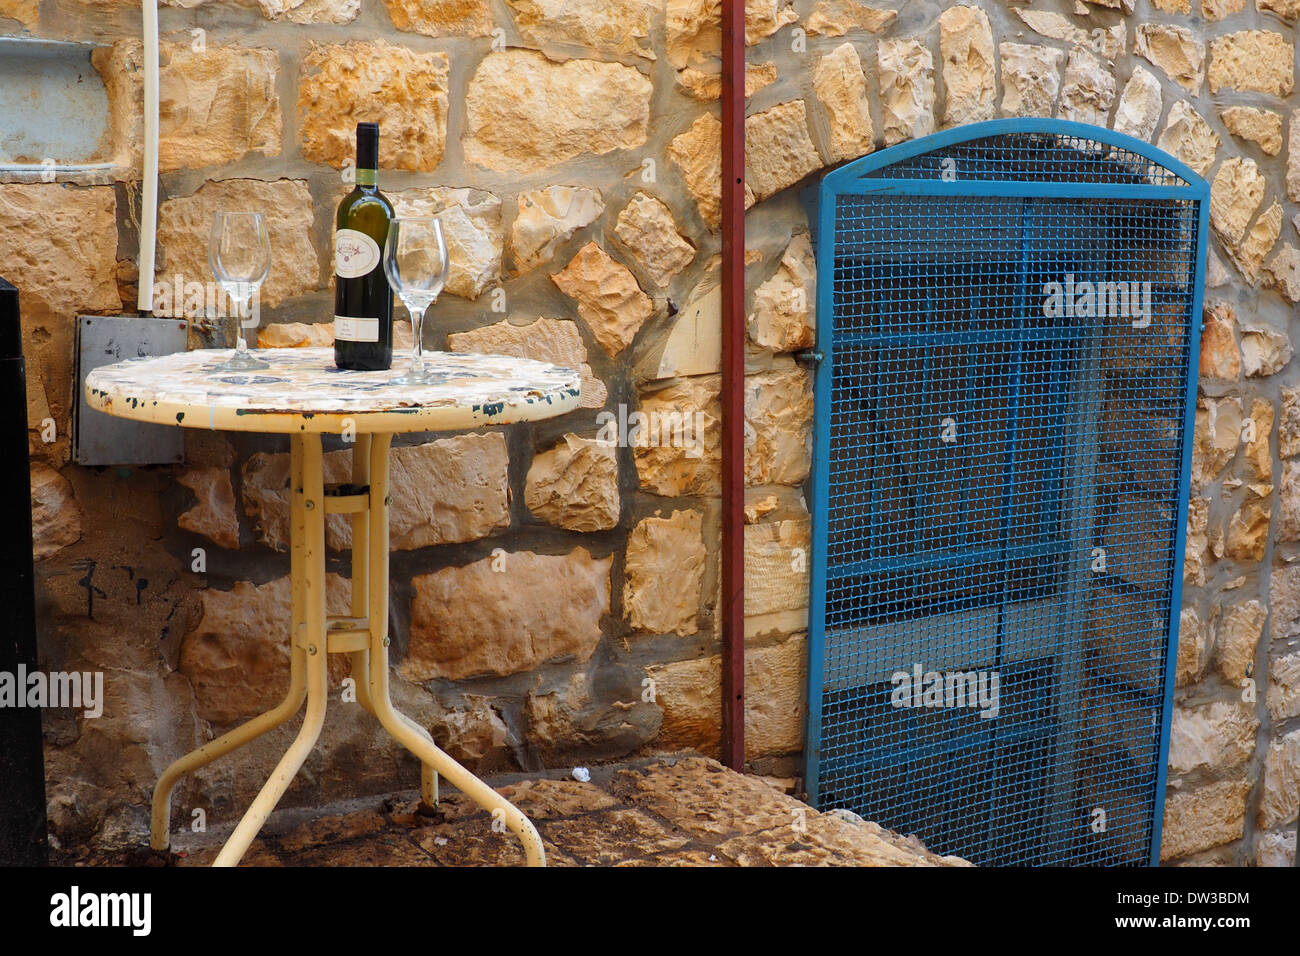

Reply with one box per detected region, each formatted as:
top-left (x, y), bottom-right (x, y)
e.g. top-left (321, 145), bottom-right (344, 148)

top-left (83, 347), bottom-right (583, 434)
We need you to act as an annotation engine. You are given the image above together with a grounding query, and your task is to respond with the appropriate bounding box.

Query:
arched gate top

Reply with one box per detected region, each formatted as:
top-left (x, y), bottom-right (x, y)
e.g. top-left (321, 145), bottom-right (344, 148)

top-left (821, 119), bottom-right (1209, 198)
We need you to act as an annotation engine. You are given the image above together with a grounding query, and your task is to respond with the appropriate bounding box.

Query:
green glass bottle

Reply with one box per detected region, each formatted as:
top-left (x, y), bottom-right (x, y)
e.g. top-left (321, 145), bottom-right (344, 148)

top-left (333, 122), bottom-right (394, 371)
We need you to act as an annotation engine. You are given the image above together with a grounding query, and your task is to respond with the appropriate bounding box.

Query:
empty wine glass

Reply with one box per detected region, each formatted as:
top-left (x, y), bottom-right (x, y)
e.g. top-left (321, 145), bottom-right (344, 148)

top-left (383, 217), bottom-right (448, 385)
top-left (208, 211), bottom-right (272, 371)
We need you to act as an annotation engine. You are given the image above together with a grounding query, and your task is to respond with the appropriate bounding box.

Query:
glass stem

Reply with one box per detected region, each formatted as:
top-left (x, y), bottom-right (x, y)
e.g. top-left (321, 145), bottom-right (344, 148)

top-left (409, 304), bottom-right (427, 371)
top-left (234, 288), bottom-right (252, 352)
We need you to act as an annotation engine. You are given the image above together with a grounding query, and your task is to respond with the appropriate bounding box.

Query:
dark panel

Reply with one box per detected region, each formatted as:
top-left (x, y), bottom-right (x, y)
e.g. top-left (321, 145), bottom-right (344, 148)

top-left (0, 277), bottom-right (49, 866)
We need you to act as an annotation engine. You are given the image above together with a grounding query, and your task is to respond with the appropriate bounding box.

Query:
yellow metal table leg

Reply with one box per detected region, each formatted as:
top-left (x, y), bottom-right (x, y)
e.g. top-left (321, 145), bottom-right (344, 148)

top-left (150, 431), bottom-right (311, 852)
top-left (421, 764), bottom-right (440, 811)
top-left (352, 645), bottom-right (436, 807)
top-left (212, 432), bottom-right (330, 868)
top-left (364, 433), bottom-right (542, 865)
top-left (152, 429), bottom-right (534, 866)
top-left (350, 434), bottom-right (376, 717)
top-left (348, 433), bottom-right (438, 810)
top-left (150, 654), bottom-right (306, 851)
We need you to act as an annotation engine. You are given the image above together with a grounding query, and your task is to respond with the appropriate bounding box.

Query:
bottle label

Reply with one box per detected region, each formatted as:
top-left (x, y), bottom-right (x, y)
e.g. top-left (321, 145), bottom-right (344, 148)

top-left (334, 315), bottom-right (379, 343)
top-left (335, 229), bottom-right (381, 279)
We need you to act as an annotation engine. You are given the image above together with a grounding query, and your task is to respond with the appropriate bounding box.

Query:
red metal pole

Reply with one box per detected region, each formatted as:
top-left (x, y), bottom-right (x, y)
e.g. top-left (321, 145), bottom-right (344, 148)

top-left (719, 0), bottom-right (746, 770)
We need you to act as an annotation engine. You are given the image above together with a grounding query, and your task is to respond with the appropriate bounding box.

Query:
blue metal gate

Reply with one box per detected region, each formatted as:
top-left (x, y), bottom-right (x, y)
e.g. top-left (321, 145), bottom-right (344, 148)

top-left (806, 120), bottom-right (1207, 866)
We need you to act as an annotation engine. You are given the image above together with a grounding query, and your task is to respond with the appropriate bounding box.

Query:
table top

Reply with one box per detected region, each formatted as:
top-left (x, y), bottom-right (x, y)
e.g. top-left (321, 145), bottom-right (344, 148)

top-left (84, 347), bottom-right (582, 434)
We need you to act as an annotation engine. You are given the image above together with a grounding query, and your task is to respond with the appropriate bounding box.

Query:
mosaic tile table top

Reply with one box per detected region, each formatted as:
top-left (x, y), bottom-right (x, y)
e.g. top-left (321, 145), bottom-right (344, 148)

top-left (85, 347), bottom-right (583, 434)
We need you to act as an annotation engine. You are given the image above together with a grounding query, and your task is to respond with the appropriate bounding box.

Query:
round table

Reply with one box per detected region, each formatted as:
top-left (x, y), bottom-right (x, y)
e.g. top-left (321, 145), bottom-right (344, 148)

top-left (85, 347), bottom-right (582, 867)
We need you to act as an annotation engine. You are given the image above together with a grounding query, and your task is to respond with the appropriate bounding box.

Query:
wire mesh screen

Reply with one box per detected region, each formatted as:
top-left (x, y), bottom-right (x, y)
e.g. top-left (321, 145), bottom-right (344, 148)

top-left (809, 124), bottom-right (1205, 867)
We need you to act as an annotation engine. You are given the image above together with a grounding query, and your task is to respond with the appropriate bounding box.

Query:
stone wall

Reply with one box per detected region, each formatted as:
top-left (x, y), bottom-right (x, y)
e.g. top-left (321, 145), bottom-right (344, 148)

top-left (3, 0), bottom-right (1296, 865)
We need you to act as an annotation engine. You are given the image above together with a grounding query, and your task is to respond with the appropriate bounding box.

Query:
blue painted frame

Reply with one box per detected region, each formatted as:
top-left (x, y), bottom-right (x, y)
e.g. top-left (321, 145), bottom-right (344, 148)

top-left (805, 119), bottom-right (1209, 866)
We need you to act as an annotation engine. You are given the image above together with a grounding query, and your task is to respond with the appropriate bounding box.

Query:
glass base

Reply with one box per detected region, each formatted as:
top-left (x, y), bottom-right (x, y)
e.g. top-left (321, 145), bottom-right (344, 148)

top-left (391, 359), bottom-right (440, 385)
top-left (213, 348), bottom-right (270, 372)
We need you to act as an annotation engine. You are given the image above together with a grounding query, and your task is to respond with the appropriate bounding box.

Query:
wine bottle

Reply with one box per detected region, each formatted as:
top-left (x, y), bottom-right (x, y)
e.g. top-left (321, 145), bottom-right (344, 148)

top-left (334, 122), bottom-right (394, 371)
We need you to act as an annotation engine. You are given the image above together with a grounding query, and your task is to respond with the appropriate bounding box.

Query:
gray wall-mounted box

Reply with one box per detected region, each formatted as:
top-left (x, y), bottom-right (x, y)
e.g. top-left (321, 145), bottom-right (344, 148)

top-left (0, 37), bottom-right (117, 182)
top-left (74, 315), bottom-right (189, 466)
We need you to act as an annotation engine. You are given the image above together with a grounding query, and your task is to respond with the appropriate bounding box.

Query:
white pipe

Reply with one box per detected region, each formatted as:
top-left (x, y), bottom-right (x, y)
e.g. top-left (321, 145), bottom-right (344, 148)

top-left (136, 0), bottom-right (159, 314)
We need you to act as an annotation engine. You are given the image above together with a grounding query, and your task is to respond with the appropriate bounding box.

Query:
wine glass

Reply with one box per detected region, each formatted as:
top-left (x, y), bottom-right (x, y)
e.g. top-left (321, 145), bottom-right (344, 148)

top-left (383, 217), bottom-right (448, 385)
top-left (208, 211), bottom-right (272, 371)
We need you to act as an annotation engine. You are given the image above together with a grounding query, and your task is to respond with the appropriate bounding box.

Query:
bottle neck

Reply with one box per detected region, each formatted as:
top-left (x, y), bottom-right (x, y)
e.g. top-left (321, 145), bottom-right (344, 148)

top-left (356, 167), bottom-right (377, 189)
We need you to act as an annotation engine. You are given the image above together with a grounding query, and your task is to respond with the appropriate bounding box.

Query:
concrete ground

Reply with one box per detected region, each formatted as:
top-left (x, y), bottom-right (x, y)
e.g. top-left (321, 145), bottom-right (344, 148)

top-left (62, 756), bottom-right (971, 867)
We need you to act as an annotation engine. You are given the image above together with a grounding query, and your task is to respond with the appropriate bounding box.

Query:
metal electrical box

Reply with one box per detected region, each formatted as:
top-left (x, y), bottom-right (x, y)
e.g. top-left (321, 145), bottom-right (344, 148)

top-left (806, 120), bottom-right (1207, 866)
top-left (74, 314), bottom-right (188, 466)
